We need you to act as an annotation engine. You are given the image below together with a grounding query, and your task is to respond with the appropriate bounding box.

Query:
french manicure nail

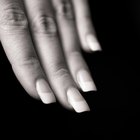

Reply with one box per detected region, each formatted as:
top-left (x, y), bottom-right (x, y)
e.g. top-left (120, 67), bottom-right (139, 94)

top-left (77, 70), bottom-right (97, 92)
top-left (36, 79), bottom-right (56, 104)
top-left (67, 87), bottom-right (90, 113)
top-left (86, 34), bottom-right (102, 51)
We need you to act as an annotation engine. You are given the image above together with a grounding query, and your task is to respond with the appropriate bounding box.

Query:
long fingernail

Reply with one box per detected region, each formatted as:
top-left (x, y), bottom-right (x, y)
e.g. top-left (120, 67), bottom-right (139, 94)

top-left (77, 70), bottom-right (97, 92)
top-left (36, 79), bottom-right (56, 104)
top-left (86, 34), bottom-right (102, 51)
top-left (67, 87), bottom-right (90, 113)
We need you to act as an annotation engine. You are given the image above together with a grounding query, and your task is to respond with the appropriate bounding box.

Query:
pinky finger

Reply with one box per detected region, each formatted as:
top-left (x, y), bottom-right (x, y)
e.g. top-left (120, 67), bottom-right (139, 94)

top-left (72, 0), bottom-right (102, 52)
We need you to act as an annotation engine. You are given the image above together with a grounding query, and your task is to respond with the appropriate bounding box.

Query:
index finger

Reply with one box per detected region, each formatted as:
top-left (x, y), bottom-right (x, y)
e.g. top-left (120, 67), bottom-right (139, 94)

top-left (0, 0), bottom-right (56, 103)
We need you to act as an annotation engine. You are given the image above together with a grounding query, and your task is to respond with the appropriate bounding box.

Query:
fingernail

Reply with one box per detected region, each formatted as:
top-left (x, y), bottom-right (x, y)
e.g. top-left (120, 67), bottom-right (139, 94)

top-left (36, 79), bottom-right (56, 104)
top-left (67, 87), bottom-right (90, 113)
top-left (86, 34), bottom-right (102, 51)
top-left (77, 70), bottom-right (97, 92)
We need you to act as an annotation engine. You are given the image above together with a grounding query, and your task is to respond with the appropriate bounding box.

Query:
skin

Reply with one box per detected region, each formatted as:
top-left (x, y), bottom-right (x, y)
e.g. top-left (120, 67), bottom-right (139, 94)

top-left (0, 0), bottom-right (101, 113)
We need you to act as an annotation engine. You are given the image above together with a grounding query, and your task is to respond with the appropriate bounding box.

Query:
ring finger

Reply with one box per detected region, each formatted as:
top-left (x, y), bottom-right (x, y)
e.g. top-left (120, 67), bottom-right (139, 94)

top-left (52, 0), bottom-right (97, 92)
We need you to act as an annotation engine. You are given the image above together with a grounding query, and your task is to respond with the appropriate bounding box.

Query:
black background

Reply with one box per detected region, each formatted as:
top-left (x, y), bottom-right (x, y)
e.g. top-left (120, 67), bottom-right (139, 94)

top-left (0, 0), bottom-right (140, 139)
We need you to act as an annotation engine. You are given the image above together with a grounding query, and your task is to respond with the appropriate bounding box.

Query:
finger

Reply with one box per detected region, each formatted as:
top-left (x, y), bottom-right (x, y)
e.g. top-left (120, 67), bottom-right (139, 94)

top-left (24, 0), bottom-right (90, 113)
top-left (52, 0), bottom-right (97, 92)
top-left (0, 0), bottom-right (56, 104)
top-left (72, 0), bottom-right (102, 52)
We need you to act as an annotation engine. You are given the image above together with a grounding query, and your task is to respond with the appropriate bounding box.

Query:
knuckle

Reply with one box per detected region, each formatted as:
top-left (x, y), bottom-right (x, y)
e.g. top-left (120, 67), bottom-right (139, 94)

top-left (12, 56), bottom-right (40, 68)
top-left (0, 3), bottom-right (28, 32)
top-left (31, 15), bottom-right (57, 36)
top-left (50, 62), bottom-right (70, 79)
top-left (55, 0), bottom-right (74, 19)
top-left (55, 67), bottom-right (69, 78)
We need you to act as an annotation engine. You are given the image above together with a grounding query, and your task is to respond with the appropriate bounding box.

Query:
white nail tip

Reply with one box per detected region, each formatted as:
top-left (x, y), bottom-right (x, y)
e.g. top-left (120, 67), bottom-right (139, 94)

top-left (36, 79), bottom-right (56, 104)
top-left (38, 93), bottom-right (56, 104)
top-left (77, 70), bottom-right (97, 92)
top-left (70, 100), bottom-right (90, 113)
top-left (67, 88), bottom-right (90, 113)
top-left (80, 81), bottom-right (97, 92)
top-left (86, 34), bottom-right (102, 51)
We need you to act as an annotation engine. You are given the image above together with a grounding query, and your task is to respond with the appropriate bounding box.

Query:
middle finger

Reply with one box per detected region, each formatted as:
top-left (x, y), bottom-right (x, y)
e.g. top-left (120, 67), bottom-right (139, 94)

top-left (24, 0), bottom-right (90, 112)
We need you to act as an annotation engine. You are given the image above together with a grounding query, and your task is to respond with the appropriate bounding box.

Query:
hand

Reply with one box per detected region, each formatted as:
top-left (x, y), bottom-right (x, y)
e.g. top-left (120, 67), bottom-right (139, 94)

top-left (0, 0), bottom-right (101, 113)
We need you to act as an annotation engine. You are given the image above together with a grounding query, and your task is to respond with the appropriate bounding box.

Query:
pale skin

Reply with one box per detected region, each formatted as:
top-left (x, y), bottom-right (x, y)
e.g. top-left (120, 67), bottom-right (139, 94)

top-left (0, 0), bottom-right (101, 113)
